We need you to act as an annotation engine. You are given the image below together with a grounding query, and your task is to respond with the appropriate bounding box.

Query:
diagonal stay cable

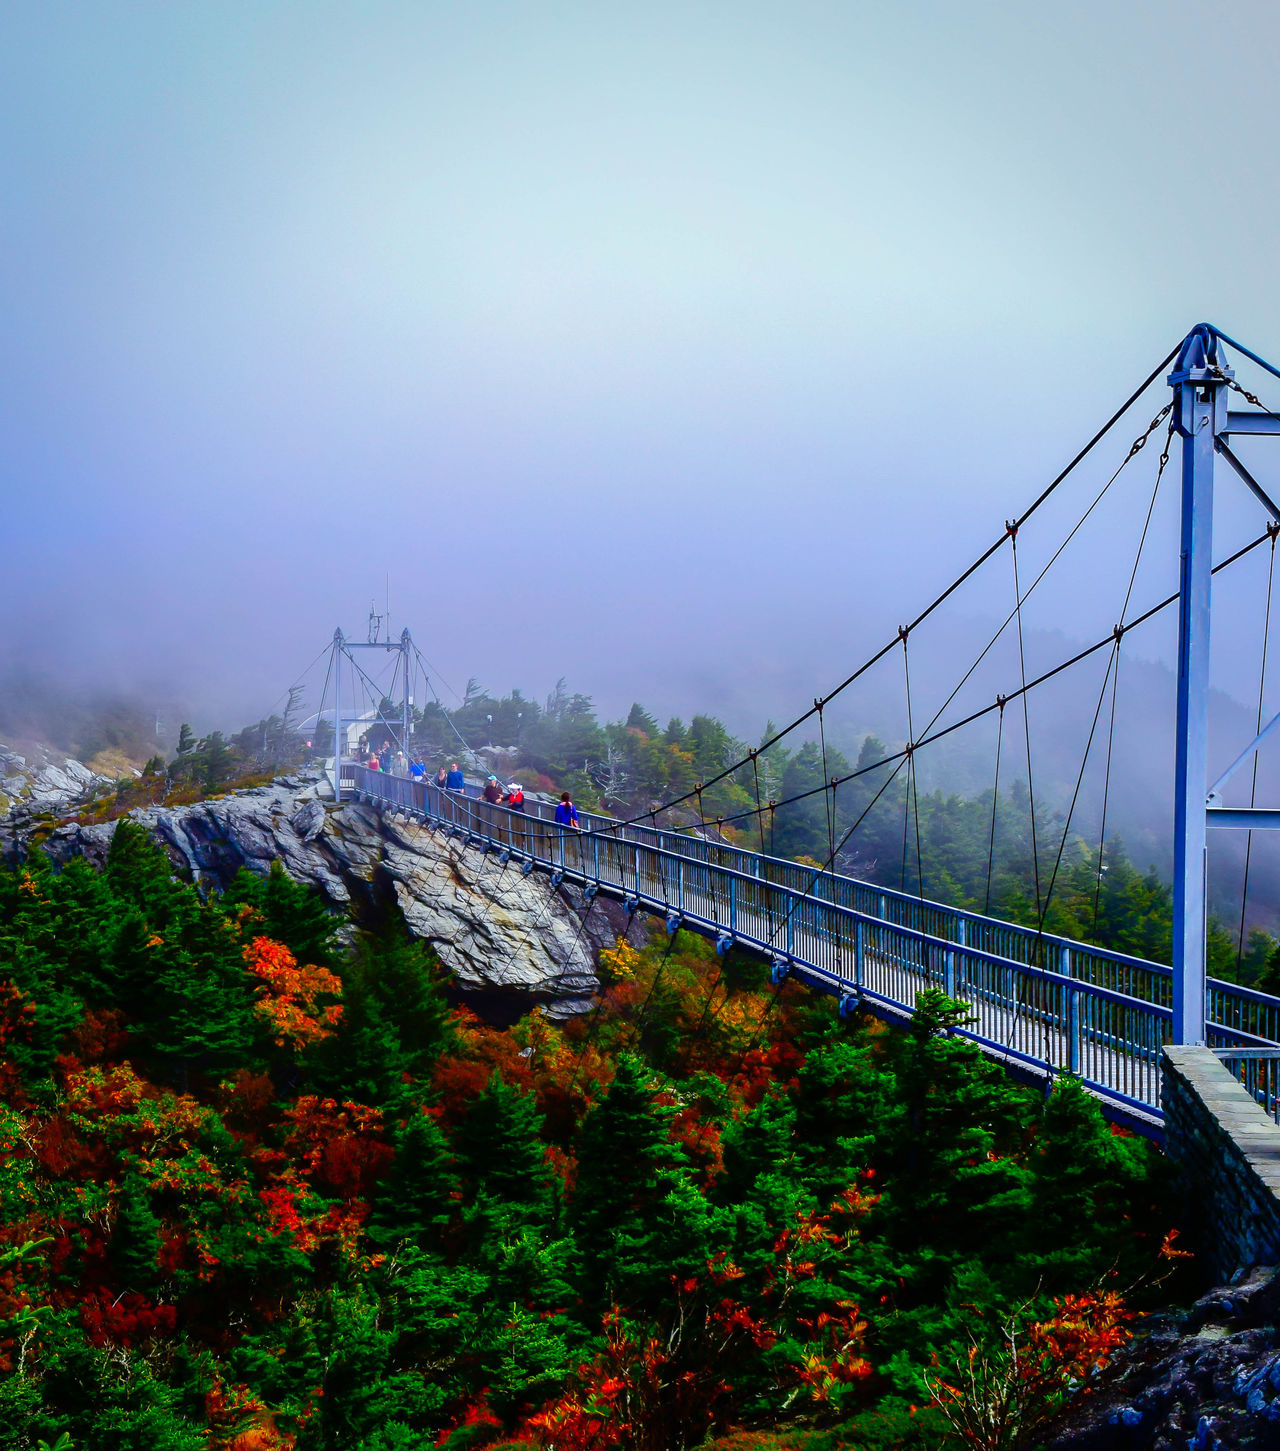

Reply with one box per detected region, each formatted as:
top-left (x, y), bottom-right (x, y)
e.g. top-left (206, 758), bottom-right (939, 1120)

top-left (634, 527), bottom-right (1276, 838)
top-left (606, 343), bottom-right (1184, 830)
top-left (902, 404), bottom-right (1173, 757)
top-left (1038, 419), bottom-right (1174, 937)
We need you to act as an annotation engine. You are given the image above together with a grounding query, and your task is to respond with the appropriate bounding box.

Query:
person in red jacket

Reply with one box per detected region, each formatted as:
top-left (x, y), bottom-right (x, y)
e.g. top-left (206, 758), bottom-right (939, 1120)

top-left (505, 782), bottom-right (526, 812)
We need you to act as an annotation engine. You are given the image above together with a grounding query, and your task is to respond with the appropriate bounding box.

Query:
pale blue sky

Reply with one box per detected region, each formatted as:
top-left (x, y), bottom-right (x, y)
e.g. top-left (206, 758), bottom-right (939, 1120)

top-left (4, 1), bottom-right (1280, 737)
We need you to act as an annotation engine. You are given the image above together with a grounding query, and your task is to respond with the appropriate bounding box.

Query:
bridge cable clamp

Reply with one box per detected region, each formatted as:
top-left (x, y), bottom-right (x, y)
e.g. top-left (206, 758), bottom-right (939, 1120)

top-left (838, 991), bottom-right (862, 1019)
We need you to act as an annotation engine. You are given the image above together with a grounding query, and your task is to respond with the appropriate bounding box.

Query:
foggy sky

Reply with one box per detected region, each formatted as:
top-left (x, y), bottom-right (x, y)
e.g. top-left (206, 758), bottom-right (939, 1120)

top-left (5, 0), bottom-right (1280, 755)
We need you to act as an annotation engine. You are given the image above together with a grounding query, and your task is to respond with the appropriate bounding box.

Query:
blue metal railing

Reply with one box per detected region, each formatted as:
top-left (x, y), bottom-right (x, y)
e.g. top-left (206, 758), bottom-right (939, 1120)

top-left (339, 761), bottom-right (1280, 1128)
top-left (1213, 1048), bottom-right (1280, 1125)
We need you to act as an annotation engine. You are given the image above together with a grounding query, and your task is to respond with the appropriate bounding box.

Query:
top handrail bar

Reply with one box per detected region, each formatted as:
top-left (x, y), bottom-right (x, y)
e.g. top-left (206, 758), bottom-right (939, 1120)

top-left (345, 760), bottom-right (1218, 993)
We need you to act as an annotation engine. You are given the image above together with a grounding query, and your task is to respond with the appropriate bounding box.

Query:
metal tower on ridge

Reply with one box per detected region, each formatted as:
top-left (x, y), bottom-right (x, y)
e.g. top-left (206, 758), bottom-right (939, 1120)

top-left (329, 625), bottom-right (415, 803)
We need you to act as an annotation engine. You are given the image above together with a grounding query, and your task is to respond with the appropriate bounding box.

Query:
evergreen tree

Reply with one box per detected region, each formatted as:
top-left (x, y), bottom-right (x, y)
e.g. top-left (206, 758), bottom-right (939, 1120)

top-left (313, 930), bottom-right (451, 1105)
top-left (370, 1110), bottom-right (460, 1253)
top-left (201, 730), bottom-right (236, 789)
top-left (625, 703), bottom-right (660, 738)
top-left (222, 862), bottom-right (339, 968)
top-left (456, 1074), bottom-right (553, 1233)
top-left (572, 1053), bottom-right (720, 1312)
top-left (110, 1176), bottom-right (162, 1293)
top-left (792, 1036), bottom-right (898, 1203)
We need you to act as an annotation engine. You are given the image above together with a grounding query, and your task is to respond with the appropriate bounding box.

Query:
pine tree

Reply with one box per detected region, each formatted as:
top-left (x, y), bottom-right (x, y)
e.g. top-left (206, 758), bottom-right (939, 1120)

top-left (369, 1110), bottom-right (460, 1253)
top-left (455, 1074), bottom-right (553, 1233)
top-left (201, 731), bottom-right (236, 790)
top-left (313, 931), bottom-right (451, 1106)
top-left (572, 1053), bottom-right (720, 1312)
top-left (222, 862), bottom-right (338, 968)
top-left (105, 818), bottom-right (184, 923)
top-left (792, 1035), bottom-right (901, 1202)
top-left (111, 1175), bottom-right (162, 1292)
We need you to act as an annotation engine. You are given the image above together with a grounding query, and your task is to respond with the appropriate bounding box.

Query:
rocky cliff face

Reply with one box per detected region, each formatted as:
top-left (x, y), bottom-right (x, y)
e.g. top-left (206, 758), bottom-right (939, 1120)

top-left (9, 773), bottom-right (615, 1014)
top-left (1047, 1266), bottom-right (1280, 1450)
top-left (0, 742), bottom-right (112, 817)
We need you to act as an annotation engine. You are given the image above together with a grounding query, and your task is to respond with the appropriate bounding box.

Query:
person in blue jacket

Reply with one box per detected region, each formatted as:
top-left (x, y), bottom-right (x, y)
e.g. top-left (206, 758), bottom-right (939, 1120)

top-left (409, 760), bottom-right (425, 782)
top-left (555, 792), bottom-right (581, 830)
top-left (445, 762), bottom-right (466, 792)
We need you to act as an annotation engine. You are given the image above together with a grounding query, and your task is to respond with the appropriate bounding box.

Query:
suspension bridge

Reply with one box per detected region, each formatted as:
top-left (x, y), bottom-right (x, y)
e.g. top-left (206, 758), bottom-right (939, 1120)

top-left (297, 325), bottom-right (1280, 1138)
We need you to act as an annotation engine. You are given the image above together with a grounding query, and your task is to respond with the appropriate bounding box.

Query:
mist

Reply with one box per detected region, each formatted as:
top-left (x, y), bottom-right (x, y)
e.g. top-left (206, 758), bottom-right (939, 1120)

top-left (5, 1), bottom-right (1280, 871)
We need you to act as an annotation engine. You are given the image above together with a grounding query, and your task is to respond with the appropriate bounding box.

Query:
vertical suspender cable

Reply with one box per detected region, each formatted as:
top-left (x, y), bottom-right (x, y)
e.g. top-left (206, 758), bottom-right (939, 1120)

top-left (901, 627), bottom-right (925, 899)
top-left (985, 698), bottom-right (1006, 917)
top-left (1009, 526), bottom-right (1043, 922)
top-left (1237, 529), bottom-right (1278, 972)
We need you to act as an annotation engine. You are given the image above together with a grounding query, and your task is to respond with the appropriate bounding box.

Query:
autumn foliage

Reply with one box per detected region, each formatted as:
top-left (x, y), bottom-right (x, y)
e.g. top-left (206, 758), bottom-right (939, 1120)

top-left (0, 826), bottom-right (1184, 1450)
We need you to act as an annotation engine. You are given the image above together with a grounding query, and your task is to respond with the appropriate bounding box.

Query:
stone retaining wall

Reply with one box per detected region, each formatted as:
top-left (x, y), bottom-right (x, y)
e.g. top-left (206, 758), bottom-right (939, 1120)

top-left (1162, 1044), bottom-right (1280, 1282)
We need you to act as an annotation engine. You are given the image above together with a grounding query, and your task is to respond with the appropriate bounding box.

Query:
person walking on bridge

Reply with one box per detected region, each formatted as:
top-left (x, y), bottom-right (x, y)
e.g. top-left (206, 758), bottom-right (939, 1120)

top-left (482, 774), bottom-right (503, 804)
top-left (434, 765), bottom-right (448, 790)
top-left (555, 792), bottom-right (581, 830)
top-left (445, 762), bottom-right (465, 792)
top-left (505, 781), bottom-right (525, 812)
top-left (379, 743), bottom-right (393, 775)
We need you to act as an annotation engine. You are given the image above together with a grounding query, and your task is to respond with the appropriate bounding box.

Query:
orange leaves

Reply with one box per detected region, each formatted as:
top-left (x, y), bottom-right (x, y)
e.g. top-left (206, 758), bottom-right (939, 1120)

top-left (205, 1376), bottom-right (296, 1451)
top-left (0, 983), bottom-right (36, 1050)
top-left (242, 937), bottom-right (342, 1051)
top-left (792, 1302), bottom-right (872, 1405)
top-left (280, 1096), bottom-right (391, 1201)
top-left (1023, 1291), bottom-right (1132, 1384)
top-left (928, 1291), bottom-right (1135, 1451)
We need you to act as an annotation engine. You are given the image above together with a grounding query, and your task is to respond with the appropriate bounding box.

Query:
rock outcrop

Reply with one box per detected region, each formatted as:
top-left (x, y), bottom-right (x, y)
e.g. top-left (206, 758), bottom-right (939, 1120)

top-left (13, 773), bottom-right (614, 1013)
top-left (1047, 1266), bottom-right (1280, 1449)
top-left (0, 743), bottom-right (112, 816)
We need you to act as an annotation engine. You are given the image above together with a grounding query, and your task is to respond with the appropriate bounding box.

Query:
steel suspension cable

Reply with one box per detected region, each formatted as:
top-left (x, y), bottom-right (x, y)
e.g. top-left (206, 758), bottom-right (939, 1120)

top-left (600, 525), bottom-right (1277, 844)
top-left (639, 398), bottom-right (1178, 854)
top-left (903, 406), bottom-right (1173, 761)
top-left (605, 344), bottom-right (1184, 831)
top-left (1040, 420), bottom-right (1175, 935)
top-left (984, 699), bottom-right (1006, 916)
top-left (817, 702), bottom-right (835, 869)
top-left (1008, 528), bottom-right (1043, 919)
top-left (1237, 531), bottom-right (1278, 971)
top-left (902, 629), bottom-right (925, 899)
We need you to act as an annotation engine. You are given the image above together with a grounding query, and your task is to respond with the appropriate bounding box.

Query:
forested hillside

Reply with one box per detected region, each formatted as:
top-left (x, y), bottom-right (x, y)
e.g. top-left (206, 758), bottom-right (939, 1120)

top-left (0, 825), bottom-right (1184, 1450)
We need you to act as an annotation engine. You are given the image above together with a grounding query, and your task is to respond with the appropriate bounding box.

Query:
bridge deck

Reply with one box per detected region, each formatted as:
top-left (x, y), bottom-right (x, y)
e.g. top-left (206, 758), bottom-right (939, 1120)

top-left (340, 762), bottom-right (1280, 1137)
